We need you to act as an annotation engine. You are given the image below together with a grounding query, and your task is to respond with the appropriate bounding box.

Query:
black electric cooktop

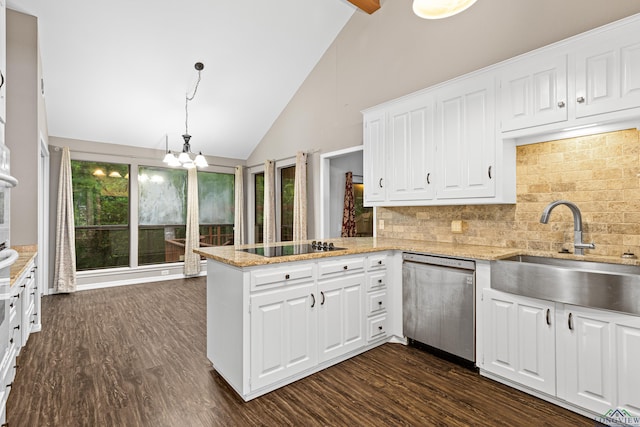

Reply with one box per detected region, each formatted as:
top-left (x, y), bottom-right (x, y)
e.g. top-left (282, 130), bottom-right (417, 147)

top-left (239, 241), bottom-right (346, 257)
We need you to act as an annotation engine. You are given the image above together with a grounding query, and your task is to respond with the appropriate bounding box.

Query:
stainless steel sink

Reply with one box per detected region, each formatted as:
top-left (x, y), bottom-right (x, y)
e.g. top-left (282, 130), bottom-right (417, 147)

top-left (491, 255), bottom-right (640, 315)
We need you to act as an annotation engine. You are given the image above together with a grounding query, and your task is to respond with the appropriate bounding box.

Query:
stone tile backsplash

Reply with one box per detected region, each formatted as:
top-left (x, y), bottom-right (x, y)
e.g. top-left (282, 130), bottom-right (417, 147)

top-left (376, 129), bottom-right (640, 257)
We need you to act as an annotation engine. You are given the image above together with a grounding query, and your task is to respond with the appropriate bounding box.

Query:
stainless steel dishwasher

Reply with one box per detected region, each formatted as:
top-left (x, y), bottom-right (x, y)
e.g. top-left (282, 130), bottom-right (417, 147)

top-left (402, 252), bottom-right (475, 363)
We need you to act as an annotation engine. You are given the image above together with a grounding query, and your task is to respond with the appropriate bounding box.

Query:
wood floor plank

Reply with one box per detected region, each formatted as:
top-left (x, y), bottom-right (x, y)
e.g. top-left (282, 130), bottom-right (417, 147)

top-left (7, 278), bottom-right (594, 426)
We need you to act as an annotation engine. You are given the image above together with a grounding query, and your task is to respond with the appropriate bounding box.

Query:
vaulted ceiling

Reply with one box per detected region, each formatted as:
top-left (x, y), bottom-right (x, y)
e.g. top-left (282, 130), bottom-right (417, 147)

top-left (7, 0), bottom-right (357, 159)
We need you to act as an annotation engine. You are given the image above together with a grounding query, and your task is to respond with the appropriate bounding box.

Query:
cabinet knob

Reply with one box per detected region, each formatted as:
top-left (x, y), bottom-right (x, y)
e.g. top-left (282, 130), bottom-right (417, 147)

top-left (343, 265), bottom-right (348, 270)
top-left (577, 96), bottom-right (585, 103)
top-left (378, 301), bottom-right (382, 306)
top-left (377, 260), bottom-right (382, 265)
top-left (378, 279), bottom-right (382, 284)
top-left (378, 326), bottom-right (383, 331)
top-left (285, 274), bottom-right (290, 280)
top-left (557, 101), bottom-right (565, 108)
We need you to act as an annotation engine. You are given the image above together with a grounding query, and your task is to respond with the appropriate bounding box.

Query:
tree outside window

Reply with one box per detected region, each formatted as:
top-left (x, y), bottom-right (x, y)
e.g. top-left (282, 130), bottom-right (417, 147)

top-left (71, 160), bottom-right (130, 270)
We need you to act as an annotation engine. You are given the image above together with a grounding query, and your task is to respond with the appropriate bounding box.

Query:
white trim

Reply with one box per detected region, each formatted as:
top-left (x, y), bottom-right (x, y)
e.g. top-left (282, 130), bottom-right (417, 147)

top-left (38, 135), bottom-right (50, 295)
top-left (71, 260), bottom-right (208, 291)
top-left (319, 145), bottom-right (364, 238)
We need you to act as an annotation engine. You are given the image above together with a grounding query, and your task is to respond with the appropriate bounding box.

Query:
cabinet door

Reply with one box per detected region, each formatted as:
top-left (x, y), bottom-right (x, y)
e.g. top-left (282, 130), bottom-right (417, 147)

top-left (483, 289), bottom-right (556, 395)
top-left (363, 110), bottom-right (386, 205)
top-left (0, 0), bottom-right (6, 124)
top-left (387, 95), bottom-right (435, 201)
top-left (574, 25), bottom-right (640, 118)
top-left (317, 274), bottom-right (365, 363)
top-left (558, 305), bottom-right (615, 414)
top-left (616, 316), bottom-right (640, 416)
top-left (436, 74), bottom-right (495, 199)
top-left (500, 54), bottom-right (568, 132)
top-left (250, 282), bottom-right (317, 390)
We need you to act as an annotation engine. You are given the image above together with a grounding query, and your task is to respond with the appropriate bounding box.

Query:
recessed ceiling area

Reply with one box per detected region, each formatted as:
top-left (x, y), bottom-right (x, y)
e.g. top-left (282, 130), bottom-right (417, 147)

top-left (7, 0), bottom-right (356, 159)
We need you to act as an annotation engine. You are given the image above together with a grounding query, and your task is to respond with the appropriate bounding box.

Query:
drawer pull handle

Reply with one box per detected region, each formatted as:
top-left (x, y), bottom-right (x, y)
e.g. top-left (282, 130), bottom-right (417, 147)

top-left (343, 266), bottom-right (348, 270)
top-left (310, 293), bottom-right (316, 308)
top-left (378, 326), bottom-right (383, 331)
top-left (6, 383), bottom-right (11, 389)
top-left (13, 325), bottom-right (19, 331)
top-left (488, 166), bottom-right (492, 180)
top-left (378, 178), bottom-right (383, 188)
top-left (546, 309), bottom-right (551, 326)
top-left (285, 274), bottom-right (290, 280)
top-left (377, 260), bottom-right (382, 265)
top-left (568, 313), bottom-right (574, 330)
top-left (426, 173), bottom-right (431, 185)
top-left (320, 291), bottom-right (325, 306)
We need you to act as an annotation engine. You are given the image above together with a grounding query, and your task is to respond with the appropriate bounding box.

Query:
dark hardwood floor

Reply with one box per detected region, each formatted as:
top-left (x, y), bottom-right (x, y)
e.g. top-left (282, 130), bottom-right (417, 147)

top-left (7, 278), bottom-right (593, 426)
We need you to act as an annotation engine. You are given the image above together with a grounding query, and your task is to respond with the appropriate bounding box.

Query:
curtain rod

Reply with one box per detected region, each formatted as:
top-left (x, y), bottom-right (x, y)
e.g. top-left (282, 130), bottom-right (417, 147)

top-left (245, 149), bottom-right (317, 169)
top-left (50, 145), bottom-right (239, 169)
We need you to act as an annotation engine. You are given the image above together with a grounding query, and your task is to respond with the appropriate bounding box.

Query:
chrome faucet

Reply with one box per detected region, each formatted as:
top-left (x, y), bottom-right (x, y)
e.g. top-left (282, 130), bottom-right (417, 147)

top-left (540, 200), bottom-right (595, 255)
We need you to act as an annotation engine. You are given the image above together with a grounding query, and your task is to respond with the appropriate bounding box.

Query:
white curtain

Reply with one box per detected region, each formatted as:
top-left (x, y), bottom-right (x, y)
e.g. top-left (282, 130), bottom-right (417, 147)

top-left (234, 165), bottom-right (245, 245)
top-left (184, 167), bottom-right (200, 276)
top-left (293, 152), bottom-right (307, 241)
top-left (53, 147), bottom-right (77, 293)
top-left (263, 160), bottom-right (276, 244)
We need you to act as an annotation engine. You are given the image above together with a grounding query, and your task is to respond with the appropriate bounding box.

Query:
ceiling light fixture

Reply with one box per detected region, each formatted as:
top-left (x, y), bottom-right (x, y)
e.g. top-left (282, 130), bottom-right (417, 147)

top-left (412, 0), bottom-right (477, 19)
top-left (163, 62), bottom-right (209, 169)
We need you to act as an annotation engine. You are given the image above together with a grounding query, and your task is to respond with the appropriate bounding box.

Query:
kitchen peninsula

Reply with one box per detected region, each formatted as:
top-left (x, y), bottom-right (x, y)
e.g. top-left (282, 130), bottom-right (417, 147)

top-left (194, 237), bottom-right (517, 401)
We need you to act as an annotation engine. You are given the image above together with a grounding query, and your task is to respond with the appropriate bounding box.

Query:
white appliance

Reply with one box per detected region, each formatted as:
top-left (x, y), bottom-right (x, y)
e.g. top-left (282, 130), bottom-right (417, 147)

top-left (0, 144), bottom-right (18, 357)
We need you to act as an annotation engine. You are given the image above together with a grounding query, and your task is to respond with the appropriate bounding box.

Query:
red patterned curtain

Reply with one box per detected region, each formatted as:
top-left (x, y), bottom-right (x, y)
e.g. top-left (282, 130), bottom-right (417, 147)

top-left (341, 172), bottom-right (356, 237)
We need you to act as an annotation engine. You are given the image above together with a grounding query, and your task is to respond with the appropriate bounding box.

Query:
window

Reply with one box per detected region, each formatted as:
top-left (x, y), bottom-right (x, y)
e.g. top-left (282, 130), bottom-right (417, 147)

top-left (280, 166), bottom-right (295, 241)
top-left (138, 166), bottom-right (187, 265)
top-left (254, 172), bottom-right (264, 243)
top-left (137, 166), bottom-right (235, 265)
top-left (198, 171), bottom-right (235, 247)
top-left (353, 183), bottom-right (373, 236)
top-left (71, 160), bottom-right (130, 270)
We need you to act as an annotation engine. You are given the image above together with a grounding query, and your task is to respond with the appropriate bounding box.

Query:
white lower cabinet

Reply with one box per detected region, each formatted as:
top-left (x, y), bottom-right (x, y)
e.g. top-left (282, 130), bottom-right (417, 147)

top-left (483, 289), bottom-right (640, 419)
top-left (250, 282), bottom-right (317, 390)
top-left (483, 288), bottom-right (556, 395)
top-left (209, 252), bottom-right (396, 401)
top-left (317, 274), bottom-right (365, 363)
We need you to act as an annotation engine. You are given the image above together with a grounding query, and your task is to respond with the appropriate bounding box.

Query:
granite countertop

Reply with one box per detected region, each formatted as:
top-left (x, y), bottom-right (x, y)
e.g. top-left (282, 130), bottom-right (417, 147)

top-left (194, 237), bottom-right (521, 267)
top-left (10, 245), bottom-right (38, 286)
top-left (194, 237), bottom-right (640, 268)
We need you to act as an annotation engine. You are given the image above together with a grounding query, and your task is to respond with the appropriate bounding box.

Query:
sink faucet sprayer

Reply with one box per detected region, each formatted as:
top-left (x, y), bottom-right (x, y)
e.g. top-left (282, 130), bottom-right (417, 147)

top-left (540, 200), bottom-right (595, 255)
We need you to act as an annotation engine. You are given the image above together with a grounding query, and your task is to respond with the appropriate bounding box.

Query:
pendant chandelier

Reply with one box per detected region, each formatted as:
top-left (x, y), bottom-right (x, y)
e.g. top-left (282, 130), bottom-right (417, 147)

top-left (163, 62), bottom-right (209, 169)
top-left (412, 0), bottom-right (477, 19)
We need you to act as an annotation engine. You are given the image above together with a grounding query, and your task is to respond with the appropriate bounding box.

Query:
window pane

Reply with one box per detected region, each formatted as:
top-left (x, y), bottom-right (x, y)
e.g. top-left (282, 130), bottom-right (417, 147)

top-left (71, 160), bottom-right (130, 270)
top-left (255, 173), bottom-right (264, 243)
top-left (138, 166), bottom-right (187, 265)
top-left (354, 183), bottom-right (373, 237)
top-left (280, 166), bottom-right (295, 241)
top-left (198, 171), bottom-right (235, 247)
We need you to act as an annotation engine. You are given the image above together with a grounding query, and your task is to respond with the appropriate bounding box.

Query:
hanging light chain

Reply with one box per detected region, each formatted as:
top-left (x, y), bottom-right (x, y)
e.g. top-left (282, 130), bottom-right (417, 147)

top-left (184, 63), bottom-right (203, 136)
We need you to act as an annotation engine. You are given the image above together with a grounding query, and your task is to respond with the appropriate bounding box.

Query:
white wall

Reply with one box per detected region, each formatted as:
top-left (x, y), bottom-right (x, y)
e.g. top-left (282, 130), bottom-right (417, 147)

top-left (245, 0), bottom-right (640, 239)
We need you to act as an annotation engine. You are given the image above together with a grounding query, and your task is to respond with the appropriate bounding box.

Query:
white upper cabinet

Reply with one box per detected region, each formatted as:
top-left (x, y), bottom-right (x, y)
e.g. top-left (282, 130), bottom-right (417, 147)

top-left (386, 93), bottom-right (435, 202)
top-left (499, 53), bottom-right (568, 132)
top-left (363, 110), bottom-right (386, 204)
top-left (0, 0), bottom-right (6, 124)
top-left (436, 73), bottom-right (496, 200)
top-left (574, 20), bottom-right (640, 119)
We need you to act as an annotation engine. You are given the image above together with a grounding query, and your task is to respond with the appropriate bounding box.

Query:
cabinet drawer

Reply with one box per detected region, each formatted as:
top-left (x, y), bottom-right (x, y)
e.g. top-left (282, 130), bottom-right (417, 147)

top-left (367, 271), bottom-right (387, 291)
top-left (367, 290), bottom-right (387, 316)
top-left (318, 257), bottom-right (364, 277)
top-left (250, 264), bottom-right (314, 290)
top-left (367, 314), bottom-right (388, 342)
top-left (367, 254), bottom-right (387, 270)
